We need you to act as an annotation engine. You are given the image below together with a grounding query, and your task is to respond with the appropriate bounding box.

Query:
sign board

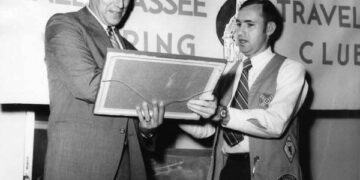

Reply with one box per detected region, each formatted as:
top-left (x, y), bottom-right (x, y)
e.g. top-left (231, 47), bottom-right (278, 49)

top-left (94, 49), bottom-right (225, 120)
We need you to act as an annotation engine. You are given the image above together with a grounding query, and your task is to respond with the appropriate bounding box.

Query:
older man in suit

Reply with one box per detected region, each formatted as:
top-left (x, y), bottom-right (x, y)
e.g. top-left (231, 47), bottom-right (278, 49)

top-left (44, 0), bottom-right (164, 179)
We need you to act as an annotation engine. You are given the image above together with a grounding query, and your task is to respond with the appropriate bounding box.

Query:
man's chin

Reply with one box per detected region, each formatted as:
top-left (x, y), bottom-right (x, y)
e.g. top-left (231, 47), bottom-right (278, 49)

top-left (239, 50), bottom-right (251, 57)
top-left (107, 20), bottom-right (121, 26)
top-left (105, 16), bottom-right (122, 26)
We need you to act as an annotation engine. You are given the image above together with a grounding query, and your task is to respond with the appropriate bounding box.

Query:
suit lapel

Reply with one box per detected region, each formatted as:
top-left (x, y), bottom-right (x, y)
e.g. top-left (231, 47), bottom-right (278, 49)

top-left (114, 29), bottom-right (128, 49)
top-left (78, 8), bottom-right (112, 60)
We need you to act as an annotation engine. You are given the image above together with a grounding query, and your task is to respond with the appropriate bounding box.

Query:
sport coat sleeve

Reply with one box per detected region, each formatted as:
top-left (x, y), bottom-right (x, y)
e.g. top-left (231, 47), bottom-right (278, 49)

top-left (45, 14), bottom-right (102, 103)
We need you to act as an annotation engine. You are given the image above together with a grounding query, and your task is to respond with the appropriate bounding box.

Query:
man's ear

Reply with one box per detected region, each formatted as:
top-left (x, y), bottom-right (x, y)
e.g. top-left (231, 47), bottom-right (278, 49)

top-left (266, 21), bottom-right (276, 36)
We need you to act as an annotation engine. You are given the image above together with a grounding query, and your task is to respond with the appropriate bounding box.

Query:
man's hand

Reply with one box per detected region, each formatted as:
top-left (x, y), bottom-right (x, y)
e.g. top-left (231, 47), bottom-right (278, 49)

top-left (136, 101), bottom-right (164, 138)
top-left (187, 94), bottom-right (217, 120)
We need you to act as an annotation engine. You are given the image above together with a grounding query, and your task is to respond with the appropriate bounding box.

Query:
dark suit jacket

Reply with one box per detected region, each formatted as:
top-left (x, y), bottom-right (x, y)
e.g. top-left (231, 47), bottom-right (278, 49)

top-left (44, 7), bottom-right (148, 180)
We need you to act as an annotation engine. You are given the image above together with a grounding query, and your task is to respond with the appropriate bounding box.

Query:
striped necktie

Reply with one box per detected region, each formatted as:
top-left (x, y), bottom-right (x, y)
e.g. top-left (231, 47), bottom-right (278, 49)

top-left (223, 58), bottom-right (252, 147)
top-left (107, 26), bottom-right (121, 49)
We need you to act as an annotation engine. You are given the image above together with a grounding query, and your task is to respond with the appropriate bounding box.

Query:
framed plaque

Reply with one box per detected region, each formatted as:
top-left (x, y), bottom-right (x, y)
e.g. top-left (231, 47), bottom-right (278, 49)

top-left (94, 49), bottom-right (226, 120)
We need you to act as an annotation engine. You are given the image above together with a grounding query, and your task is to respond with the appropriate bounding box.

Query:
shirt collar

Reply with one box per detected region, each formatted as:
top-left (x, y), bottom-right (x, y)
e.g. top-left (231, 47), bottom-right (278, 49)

top-left (246, 47), bottom-right (274, 70)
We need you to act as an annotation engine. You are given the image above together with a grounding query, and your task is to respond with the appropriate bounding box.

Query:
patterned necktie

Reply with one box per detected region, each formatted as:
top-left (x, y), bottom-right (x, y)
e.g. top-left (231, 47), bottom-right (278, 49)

top-left (107, 26), bottom-right (121, 49)
top-left (223, 58), bottom-right (252, 147)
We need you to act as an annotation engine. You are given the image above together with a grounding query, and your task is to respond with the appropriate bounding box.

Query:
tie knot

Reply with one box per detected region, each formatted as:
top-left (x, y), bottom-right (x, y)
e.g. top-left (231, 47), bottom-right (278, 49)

top-left (107, 26), bottom-right (121, 49)
top-left (107, 26), bottom-right (114, 36)
top-left (243, 58), bottom-right (252, 70)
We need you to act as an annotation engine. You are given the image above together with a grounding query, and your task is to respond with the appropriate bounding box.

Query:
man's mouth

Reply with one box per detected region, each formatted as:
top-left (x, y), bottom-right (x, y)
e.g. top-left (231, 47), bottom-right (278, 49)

top-left (238, 39), bottom-right (248, 45)
top-left (109, 10), bottom-right (121, 15)
top-left (109, 8), bottom-right (124, 16)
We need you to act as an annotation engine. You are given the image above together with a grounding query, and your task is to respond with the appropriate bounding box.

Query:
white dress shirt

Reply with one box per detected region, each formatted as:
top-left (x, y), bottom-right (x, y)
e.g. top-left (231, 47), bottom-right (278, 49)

top-left (179, 48), bottom-right (306, 154)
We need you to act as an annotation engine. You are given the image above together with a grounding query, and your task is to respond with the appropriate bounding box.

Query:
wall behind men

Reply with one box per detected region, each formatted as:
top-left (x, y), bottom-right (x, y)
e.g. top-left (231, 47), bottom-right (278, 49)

top-left (0, 0), bottom-right (359, 109)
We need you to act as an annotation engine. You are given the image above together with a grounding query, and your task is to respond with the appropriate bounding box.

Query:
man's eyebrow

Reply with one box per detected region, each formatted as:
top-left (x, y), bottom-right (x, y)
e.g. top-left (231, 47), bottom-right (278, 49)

top-left (236, 19), bottom-right (255, 23)
top-left (243, 19), bottom-right (254, 23)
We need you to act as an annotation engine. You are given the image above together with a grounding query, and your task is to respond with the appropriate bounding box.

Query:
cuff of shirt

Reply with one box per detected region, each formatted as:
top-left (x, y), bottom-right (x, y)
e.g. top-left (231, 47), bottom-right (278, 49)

top-left (223, 107), bottom-right (251, 129)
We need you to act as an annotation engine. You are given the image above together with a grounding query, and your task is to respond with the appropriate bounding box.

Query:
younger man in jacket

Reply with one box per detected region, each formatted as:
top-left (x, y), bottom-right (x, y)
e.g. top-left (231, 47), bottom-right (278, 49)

top-left (184, 0), bottom-right (308, 179)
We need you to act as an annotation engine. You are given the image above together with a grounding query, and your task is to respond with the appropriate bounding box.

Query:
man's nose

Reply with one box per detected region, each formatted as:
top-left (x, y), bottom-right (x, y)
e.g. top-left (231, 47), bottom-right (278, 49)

top-left (237, 25), bottom-right (246, 36)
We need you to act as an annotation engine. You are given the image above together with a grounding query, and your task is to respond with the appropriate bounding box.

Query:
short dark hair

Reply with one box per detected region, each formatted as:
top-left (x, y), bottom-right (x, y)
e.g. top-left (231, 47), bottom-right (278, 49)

top-left (239, 0), bottom-right (284, 49)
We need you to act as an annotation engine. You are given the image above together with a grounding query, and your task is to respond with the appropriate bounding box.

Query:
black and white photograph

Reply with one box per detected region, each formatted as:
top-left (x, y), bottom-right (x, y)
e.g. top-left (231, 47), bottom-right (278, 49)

top-left (0, 0), bottom-right (359, 180)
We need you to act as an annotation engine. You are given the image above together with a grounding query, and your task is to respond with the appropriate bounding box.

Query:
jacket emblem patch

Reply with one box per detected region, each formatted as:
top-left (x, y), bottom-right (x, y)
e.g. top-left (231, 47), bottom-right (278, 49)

top-left (259, 93), bottom-right (273, 108)
top-left (283, 136), bottom-right (296, 163)
top-left (278, 174), bottom-right (297, 180)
